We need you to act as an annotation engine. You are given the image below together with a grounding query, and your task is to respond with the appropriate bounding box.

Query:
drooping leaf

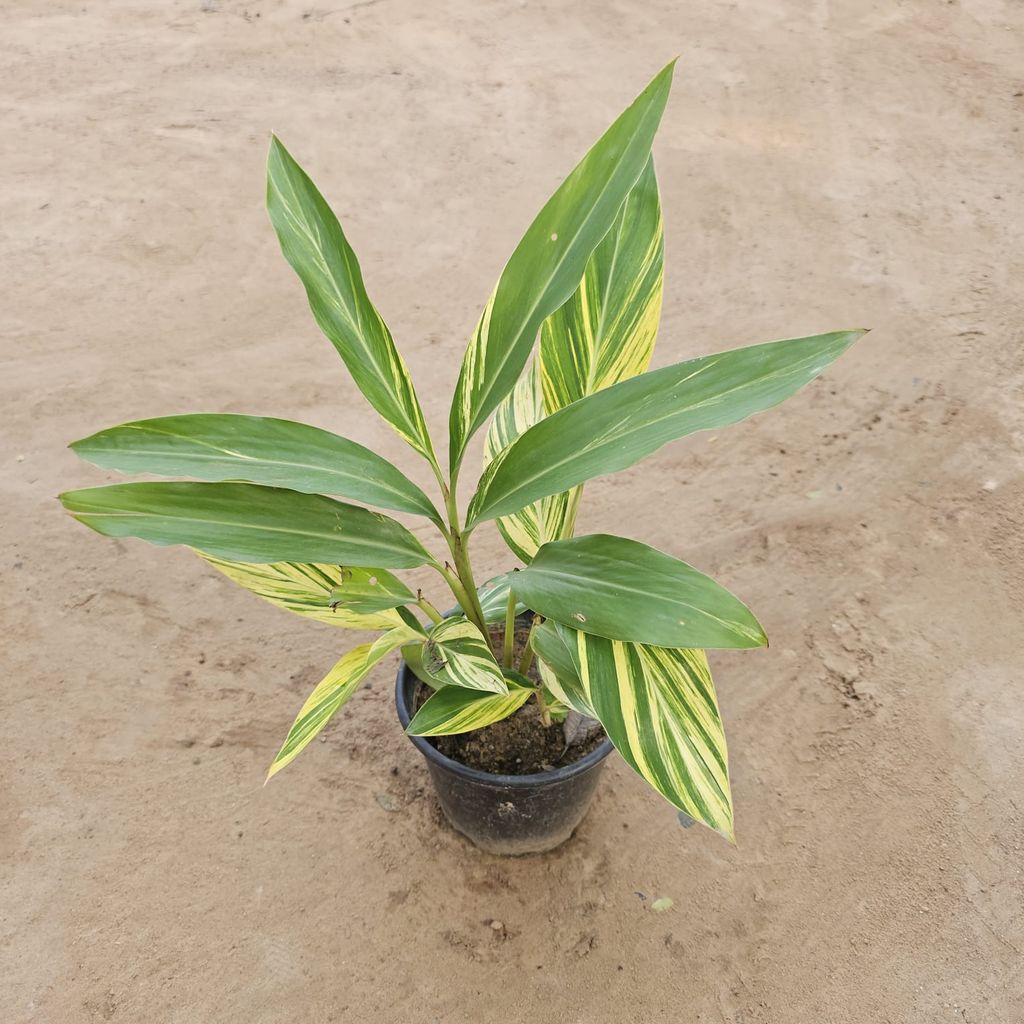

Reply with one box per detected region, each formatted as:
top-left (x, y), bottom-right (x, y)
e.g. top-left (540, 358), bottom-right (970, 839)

top-left (469, 330), bottom-right (865, 526)
top-left (267, 625), bottom-right (420, 779)
top-left (267, 136), bottom-right (438, 468)
top-left (71, 414), bottom-right (442, 525)
top-left (448, 61), bottom-right (675, 468)
top-left (59, 481), bottom-right (435, 568)
top-left (199, 554), bottom-right (411, 631)
top-left (421, 615), bottom-right (508, 694)
top-left (405, 677), bottom-right (532, 736)
top-left (323, 567), bottom-right (415, 614)
top-left (515, 534), bottom-right (765, 649)
top-left (483, 159), bottom-right (665, 562)
top-left (553, 622), bottom-right (733, 839)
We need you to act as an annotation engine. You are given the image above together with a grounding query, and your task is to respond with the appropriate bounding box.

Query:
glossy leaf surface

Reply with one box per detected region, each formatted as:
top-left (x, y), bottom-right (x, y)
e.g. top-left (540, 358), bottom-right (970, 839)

top-left (515, 534), bottom-right (765, 649)
top-left (469, 330), bottom-right (864, 526)
top-left (449, 62), bottom-right (675, 466)
top-left (200, 555), bottom-right (409, 631)
top-left (60, 482), bottom-right (434, 568)
top-left (552, 621), bottom-right (733, 838)
top-left (405, 678), bottom-right (532, 736)
top-left (267, 137), bottom-right (438, 467)
top-left (71, 413), bottom-right (442, 525)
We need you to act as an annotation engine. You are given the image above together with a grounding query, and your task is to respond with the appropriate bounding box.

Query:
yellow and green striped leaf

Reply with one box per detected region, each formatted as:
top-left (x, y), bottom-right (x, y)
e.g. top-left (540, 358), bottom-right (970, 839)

top-left (538, 158), bottom-right (664, 408)
top-left (422, 615), bottom-right (508, 694)
top-left (449, 62), bottom-right (675, 469)
top-left (483, 159), bottom-right (663, 561)
top-left (267, 624), bottom-right (420, 780)
top-left (60, 481), bottom-right (435, 568)
top-left (532, 620), bottom-right (596, 718)
top-left (548, 621), bottom-right (734, 840)
top-left (199, 554), bottom-right (411, 631)
top-left (469, 330), bottom-right (865, 527)
top-left (70, 413), bottom-right (443, 526)
top-left (267, 136), bottom-right (439, 470)
top-left (405, 679), bottom-right (533, 736)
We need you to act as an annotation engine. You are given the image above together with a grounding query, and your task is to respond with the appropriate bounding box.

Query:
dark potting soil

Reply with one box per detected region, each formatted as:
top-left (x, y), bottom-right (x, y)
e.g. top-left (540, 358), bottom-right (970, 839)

top-left (412, 621), bottom-right (606, 776)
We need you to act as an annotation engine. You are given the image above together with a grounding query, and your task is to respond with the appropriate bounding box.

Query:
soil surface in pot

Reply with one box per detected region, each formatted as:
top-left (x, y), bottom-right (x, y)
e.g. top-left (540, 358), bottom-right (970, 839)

top-left (412, 622), bottom-right (607, 775)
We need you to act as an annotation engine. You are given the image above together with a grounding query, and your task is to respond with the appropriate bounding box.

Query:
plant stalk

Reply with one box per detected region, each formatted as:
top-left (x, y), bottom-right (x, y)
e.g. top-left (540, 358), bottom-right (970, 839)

top-left (416, 592), bottom-right (444, 625)
top-left (502, 589), bottom-right (516, 667)
top-left (517, 614), bottom-right (541, 677)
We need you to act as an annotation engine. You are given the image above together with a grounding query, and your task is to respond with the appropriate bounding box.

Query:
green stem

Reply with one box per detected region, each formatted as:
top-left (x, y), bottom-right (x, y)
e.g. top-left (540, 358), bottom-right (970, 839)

top-left (502, 589), bottom-right (516, 668)
top-left (517, 614), bottom-right (541, 677)
top-left (416, 592), bottom-right (444, 625)
top-left (438, 466), bottom-right (488, 636)
top-left (534, 684), bottom-right (551, 728)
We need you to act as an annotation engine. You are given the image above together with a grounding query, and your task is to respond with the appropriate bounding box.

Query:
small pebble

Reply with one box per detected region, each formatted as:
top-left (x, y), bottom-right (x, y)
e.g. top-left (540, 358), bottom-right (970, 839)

top-left (490, 919), bottom-right (504, 932)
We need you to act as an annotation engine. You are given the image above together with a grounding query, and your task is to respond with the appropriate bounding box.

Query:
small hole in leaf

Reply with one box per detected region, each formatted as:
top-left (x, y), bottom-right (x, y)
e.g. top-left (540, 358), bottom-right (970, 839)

top-left (550, 232), bottom-right (558, 241)
top-left (368, 576), bottom-right (378, 586)
top-left (573, 612), bottom-right (586, 622)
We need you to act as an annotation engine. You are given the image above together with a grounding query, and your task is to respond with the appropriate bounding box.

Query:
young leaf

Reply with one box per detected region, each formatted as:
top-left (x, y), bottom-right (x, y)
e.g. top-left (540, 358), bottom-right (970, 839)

top-left (553, 622), bottom-right (733, 839)
top-left (59, 481), bottom-right (435, 568)
top-left (484, 159), bottom-right (664, 561)
top-left (71, 414), bottom-right (443, 526)
top-left (448, 61), bottom-right (676, 468)
top-left (267, 625), bottom-right (419, 780)
top-left (405, 679), bottom-right (532, 737)
top-left (515, 534), bottom-right (765, 649)
top-left (199, 555), bottom-right (411, 631)
top-left (267, 136), bottom-right (438, 469)
top-left (475, 570), bottom-right (526, 623)
top-left (468, 330), bottom-right (865, 526)
top-left (422, 615), bottom-right (508, 694)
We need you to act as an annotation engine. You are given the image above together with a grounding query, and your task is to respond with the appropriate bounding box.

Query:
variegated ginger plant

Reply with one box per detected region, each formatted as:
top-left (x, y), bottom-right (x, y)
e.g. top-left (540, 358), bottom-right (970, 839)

top-left (60, 62), bottom-right (862, 840)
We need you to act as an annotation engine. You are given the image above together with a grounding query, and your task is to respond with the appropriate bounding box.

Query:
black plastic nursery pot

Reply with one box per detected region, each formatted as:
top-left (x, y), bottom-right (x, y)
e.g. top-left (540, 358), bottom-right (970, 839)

top-left (395, 658), bottom-right (615, 856)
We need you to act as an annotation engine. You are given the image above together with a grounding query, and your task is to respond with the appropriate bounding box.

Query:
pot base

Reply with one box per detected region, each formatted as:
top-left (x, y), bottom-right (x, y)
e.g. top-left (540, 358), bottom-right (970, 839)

top-left (396, 659), bottom-right (614, 856)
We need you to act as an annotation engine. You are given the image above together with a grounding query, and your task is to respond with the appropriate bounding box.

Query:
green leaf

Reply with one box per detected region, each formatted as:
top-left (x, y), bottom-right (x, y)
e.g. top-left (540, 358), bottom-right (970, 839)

top-left (531, 619), bottom-right (596, 718)
top-left (267, 136), bottom-right (438, 468)
top-left (70, 414), bottom-right (442, 526)
top-left (268, 625), bottom-right (418, 779)
top-left (553, 622), bottom-right (733, 839)
top-left (475, 571), bottom-right (526, 623)
top-left (60, 481), bottom-right (435, 568)
top-left (448, 61), bottom-right (676, 468)
top-left (405, 678), bottom-right (532, 736)
top-left (199, 555), bottom-right (412, 631)
top-left (469, 330), bottom-right (865, 526)
top-left (422, 615), bottom-right (508, 694)
top-left (515, 534), bottom-right (765, 649)
top-left (484, 159), bottom-right (664, 561)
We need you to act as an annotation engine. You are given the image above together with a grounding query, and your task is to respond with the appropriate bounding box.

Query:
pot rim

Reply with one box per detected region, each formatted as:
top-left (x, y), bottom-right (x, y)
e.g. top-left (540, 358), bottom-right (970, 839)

top-left (395, 659), bottom-right (614, 788)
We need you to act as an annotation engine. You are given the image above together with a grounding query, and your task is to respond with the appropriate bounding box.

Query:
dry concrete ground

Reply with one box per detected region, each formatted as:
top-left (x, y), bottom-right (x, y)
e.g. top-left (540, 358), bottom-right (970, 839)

top-left (3, 1), bottom-right (1023, 1021)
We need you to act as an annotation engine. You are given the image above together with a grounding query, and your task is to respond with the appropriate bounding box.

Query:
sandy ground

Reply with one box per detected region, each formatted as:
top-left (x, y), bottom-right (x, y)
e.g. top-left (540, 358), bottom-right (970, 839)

top-left (3, 1), bottom-right (1023, 1021)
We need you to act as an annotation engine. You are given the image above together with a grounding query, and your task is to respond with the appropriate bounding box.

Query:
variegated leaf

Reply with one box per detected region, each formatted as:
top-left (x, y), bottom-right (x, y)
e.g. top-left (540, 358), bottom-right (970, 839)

top-left (475, 570), bottom-right (527, 623)
top-left (267, 137), bottom-right (439, 470)
top-left (405, 678), bottom-right (532, 736)
top-left (483, 160), bottom-right (663, 561)
top-left (551, 622), bottom-right (734, 840)
top-left (469, 330), bottom-right (865, 527)
top-left (422, 615), bottom-right (508, 694)
top-left (267, 624), bottom-right (420, 779)
top-left (449, 62), bottom-right (675, 468)
top-left (199, 554), bottom-right (410, 631)
top-left (532, 619), bottom-right (596, 718)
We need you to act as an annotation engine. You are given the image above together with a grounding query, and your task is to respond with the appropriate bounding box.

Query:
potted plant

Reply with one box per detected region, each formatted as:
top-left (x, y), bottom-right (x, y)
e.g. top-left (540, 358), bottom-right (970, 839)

top-left (60, 61), bottom-right (862, 855)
